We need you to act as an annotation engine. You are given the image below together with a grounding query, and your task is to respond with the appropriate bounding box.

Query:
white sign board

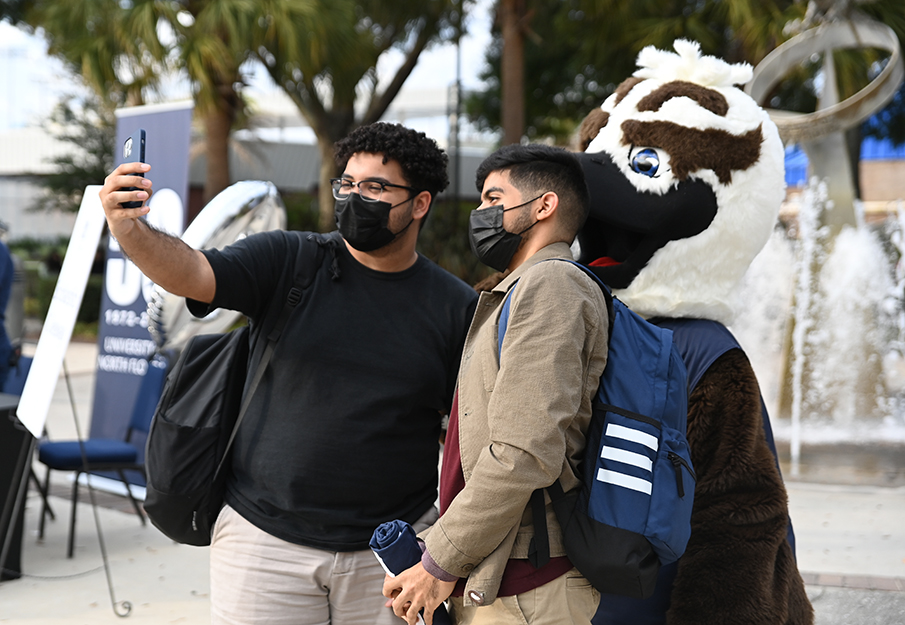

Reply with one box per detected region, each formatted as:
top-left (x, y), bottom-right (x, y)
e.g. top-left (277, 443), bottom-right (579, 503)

top-left (16, 186), bottom-right (106, 437)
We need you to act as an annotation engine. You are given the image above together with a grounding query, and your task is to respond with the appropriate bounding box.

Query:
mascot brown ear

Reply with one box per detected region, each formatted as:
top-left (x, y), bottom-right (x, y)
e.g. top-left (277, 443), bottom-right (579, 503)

top-left (578, 108), bottom-right (609, 151)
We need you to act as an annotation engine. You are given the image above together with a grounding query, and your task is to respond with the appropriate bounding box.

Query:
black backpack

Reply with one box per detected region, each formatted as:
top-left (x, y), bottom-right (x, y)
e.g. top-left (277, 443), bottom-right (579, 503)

top-left (143, 234), bottom-right (326, 545)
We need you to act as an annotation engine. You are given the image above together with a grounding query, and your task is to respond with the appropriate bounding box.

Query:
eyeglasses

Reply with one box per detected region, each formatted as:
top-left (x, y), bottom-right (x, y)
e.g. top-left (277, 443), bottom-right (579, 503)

top-left (330, 178), bottom-right (418, 203)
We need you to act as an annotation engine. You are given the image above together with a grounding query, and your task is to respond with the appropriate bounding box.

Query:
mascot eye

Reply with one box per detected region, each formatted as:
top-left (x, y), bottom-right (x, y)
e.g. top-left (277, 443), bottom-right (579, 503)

top-left (630, 148), bottom-right (661, 177)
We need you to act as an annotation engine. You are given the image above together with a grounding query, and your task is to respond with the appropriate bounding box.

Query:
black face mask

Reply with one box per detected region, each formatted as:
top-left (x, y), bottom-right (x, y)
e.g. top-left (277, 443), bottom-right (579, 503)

top-left (468, 197), bottom-right (540, 272)
top-left (334, 193), bottom-right (413, 252)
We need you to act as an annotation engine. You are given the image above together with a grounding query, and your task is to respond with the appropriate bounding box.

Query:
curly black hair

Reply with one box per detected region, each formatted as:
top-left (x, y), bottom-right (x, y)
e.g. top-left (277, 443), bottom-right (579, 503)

top-left (334, 122), bottom-right (449, 202)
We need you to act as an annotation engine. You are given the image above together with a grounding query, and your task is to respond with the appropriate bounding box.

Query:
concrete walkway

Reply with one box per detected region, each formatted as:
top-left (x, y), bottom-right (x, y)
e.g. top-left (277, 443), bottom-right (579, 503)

top-left (1, 341), bottom-right (209, 624)
top-left (1, 341), bottom-right (904, 624)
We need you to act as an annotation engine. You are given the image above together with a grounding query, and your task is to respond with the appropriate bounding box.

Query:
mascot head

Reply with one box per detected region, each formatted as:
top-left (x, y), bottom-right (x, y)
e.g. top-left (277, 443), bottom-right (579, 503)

top-left (577, 39), bottom-right (784, 324)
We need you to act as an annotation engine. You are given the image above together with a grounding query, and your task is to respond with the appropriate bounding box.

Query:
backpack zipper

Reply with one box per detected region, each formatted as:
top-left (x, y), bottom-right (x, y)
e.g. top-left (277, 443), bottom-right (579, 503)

top-left (668, 451), bottom-right (696, 497)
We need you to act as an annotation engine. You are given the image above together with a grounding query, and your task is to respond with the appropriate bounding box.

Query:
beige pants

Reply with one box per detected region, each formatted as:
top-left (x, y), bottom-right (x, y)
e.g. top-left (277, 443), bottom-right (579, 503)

top-left (448, 569), bottom-right (600, 625)
top-left (210, 504), bottom-right (437, 625)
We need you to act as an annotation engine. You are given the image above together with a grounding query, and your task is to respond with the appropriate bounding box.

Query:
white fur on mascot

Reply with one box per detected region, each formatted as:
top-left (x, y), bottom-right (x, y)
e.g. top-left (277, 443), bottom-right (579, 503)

top-left (577, 40), bottom-right (813, 625)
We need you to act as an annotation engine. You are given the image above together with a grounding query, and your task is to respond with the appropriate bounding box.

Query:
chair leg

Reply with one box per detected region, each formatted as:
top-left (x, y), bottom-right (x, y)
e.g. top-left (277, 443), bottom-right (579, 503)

top-left (116, 469), bottom-right (146, 526)
top-left (67, 472), bottom-right (80, 559)
top-left (38, 466), bottom-right (52, 541)
top-left (30, 467), bottom-right (55, 521)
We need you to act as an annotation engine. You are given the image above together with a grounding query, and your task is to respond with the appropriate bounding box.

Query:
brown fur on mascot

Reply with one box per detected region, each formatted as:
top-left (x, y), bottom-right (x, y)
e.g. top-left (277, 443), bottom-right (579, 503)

top-left (577, 40), bottom-right (814, 625)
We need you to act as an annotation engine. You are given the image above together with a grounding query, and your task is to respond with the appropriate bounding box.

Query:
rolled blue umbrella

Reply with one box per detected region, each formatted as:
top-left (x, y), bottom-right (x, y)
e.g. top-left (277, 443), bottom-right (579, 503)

top-left (371, 520), bottom-right (452, 625)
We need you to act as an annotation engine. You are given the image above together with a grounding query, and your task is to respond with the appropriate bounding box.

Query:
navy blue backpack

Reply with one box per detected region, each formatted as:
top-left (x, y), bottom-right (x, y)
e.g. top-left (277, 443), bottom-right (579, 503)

top-left (498, 259), bottom-right (695, 599)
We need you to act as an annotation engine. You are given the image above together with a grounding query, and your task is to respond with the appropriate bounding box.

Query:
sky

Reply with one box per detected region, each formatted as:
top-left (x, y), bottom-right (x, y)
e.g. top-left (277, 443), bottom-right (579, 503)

top-left (0, 22), bottom-right (75, 131)
top-left (0, 1), bottom-right (494, 137)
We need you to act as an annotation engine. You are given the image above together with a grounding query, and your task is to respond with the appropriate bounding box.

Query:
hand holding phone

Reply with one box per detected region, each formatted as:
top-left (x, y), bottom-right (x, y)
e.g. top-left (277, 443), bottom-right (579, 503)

top-left (119, 129), bottom-right (146, 208)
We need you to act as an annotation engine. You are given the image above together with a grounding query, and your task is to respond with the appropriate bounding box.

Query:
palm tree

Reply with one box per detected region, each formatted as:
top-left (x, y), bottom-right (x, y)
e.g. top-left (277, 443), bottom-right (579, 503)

top-left (160, 0), bottom-right (251, 203)
top-left (259, 0), bottom-right (465, 231)
top-left (161, 0), bottom-right (342, 203)
top-left (20, 0), bottom-right (338, 204)
top-left (21, 0), bottom-right (162, 108)
top-left (499, 0), bottom-right (527, 145)
top-left (467, 0), bottom-right (807, 144)
top-left (470, 0), bottom-right (905, 149)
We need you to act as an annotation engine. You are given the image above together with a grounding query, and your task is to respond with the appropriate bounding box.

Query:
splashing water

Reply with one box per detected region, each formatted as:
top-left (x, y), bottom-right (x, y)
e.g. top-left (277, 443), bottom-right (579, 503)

top-left (733, 178), bottom-right (905, 449)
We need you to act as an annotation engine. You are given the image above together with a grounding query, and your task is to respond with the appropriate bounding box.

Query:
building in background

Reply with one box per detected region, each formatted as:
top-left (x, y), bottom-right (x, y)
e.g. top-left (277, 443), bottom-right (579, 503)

top-left (0, 127), bottom-right (78, 240)
top-left (783, 137), bottom-right (905, 227)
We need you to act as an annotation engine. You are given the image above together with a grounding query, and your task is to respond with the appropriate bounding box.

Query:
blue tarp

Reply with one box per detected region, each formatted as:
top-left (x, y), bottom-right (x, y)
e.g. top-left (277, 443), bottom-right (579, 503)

top-left (785, 145), bottom-right (810, 187)
top-left (784, 138), bottom-right (905, 187)
top-left (861, 136), bottom-right (905, 160)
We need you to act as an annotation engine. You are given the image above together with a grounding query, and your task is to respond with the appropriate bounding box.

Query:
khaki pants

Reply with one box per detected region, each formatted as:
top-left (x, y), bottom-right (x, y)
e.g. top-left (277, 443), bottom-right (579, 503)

top-left (448, 569), bottom-right (599, 625)
top-left (210, 504), bottom-right (437, 625)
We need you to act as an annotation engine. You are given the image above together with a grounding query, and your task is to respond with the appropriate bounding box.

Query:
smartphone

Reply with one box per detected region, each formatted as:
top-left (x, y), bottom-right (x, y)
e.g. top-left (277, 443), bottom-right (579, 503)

top-left (119, 128), bottom-right (147, 208)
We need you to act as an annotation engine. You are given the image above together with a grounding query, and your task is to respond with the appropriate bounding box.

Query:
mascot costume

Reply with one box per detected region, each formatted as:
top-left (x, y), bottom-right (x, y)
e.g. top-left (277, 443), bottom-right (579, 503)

top-left (576, 40), bottom-right (814, 625)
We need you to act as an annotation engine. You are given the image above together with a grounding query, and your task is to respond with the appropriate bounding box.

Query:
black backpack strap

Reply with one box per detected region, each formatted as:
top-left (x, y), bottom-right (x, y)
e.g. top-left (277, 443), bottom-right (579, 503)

top-left (517, 260), bottom-right (614, 571)
top-left (528, 478), bottom-right (575, 569)
top-left (505, 259), bottom-right (615, 571)
top-left (308, 231), bottom-right (343, 281)
top-left (213, 235), bottom-right (326, 481)
top-left (527, 488), bottom-right (550, 569)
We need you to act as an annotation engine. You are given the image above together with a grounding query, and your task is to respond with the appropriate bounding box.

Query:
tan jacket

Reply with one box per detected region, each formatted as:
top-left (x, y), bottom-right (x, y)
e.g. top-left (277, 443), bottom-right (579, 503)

top-left (423, 242), bottom-right (609, 606)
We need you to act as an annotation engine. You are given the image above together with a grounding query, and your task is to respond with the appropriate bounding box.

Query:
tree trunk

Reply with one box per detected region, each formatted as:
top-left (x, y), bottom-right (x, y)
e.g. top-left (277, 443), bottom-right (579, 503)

top-left (500, 0), bottom-right (525, 146)
top-left (204, 104), bottom-right (233, 205)
top-left (317, 133), bottom-right (340, 232)
top-left (313, 105), bottom-right (356, 232)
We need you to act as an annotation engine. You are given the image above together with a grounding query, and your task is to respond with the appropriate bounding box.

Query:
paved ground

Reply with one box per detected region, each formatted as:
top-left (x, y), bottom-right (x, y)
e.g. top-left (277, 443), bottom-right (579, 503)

top-left (790, 482), bottom-right (905, 624)
top-left (2, 491), bottom-right (211, 624)
top-left (1, 341), bottom-right (904, 624)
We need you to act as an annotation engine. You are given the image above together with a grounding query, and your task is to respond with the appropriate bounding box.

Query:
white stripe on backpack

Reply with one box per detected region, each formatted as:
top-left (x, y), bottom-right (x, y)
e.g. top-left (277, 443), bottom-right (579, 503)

top-left (601, 446), bottom-right (653, 472)
top-left (605, 423), bottom-right (659, 451)
top-left (597, 469), bottom-right (653, 495)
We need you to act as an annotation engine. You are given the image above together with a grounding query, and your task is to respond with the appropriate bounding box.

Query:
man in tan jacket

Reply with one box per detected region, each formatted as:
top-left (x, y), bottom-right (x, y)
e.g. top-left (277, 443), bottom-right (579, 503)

top-left (384, 144), bottom-right (609, 624)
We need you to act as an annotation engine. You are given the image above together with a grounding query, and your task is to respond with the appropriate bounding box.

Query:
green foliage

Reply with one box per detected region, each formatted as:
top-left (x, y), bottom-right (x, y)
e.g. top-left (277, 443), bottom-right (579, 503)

top-left (858, 0), bottom-right (905, 147)
top-left (0, 0), bottom-right (34, 24)
top-left (860, 0), bottom-right (905, 44)
top-left (581, 0), bottom-right (799, 65)
top-left (18, 0), bottom-right (452, 210)
top-left (30, 95), bottom-right (116, 214)
top-left (34, 273), bottom-right (103, 323)
top-left (280, 191), bottom-right (321, 233)
top-left (21, 0), bottom-right (165, 106)
top-left (864, 82), bottom-right (905, 147)
top-left (468, 0), bottom-right (905, 149)
top-left (7, 235), bottom-right (70, 261)
top-left (72, 320), bottom-right (99, 339)
top-left (466, 0), bottom-right (810, 143)
top-left (417, 197), bottom-right (494, 286)
top-left (159, 0), bottom-right (339, 117)
top-left (464, 3), bottom-right (613, 144)
top-left (259, 0), bottom-right (469, 229)
top-left (10, 236), bottom-right (103, 327)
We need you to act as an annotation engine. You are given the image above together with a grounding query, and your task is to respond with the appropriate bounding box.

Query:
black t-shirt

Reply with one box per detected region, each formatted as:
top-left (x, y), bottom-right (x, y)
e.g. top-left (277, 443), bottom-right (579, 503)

top-left (188, 230), bottom-right (477, 551)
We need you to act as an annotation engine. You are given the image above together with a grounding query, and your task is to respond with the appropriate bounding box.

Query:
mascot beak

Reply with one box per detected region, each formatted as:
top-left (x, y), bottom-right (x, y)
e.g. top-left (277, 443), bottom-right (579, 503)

top-left (576, 150), bottom-right (720, 289)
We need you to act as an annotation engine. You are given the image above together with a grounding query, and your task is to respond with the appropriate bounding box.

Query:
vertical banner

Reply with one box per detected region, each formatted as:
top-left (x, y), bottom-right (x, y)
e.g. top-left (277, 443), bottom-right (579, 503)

top-left (89, 102), bottom-right (193, 455)
top-left (16, 188), bottom-right (106, 438)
